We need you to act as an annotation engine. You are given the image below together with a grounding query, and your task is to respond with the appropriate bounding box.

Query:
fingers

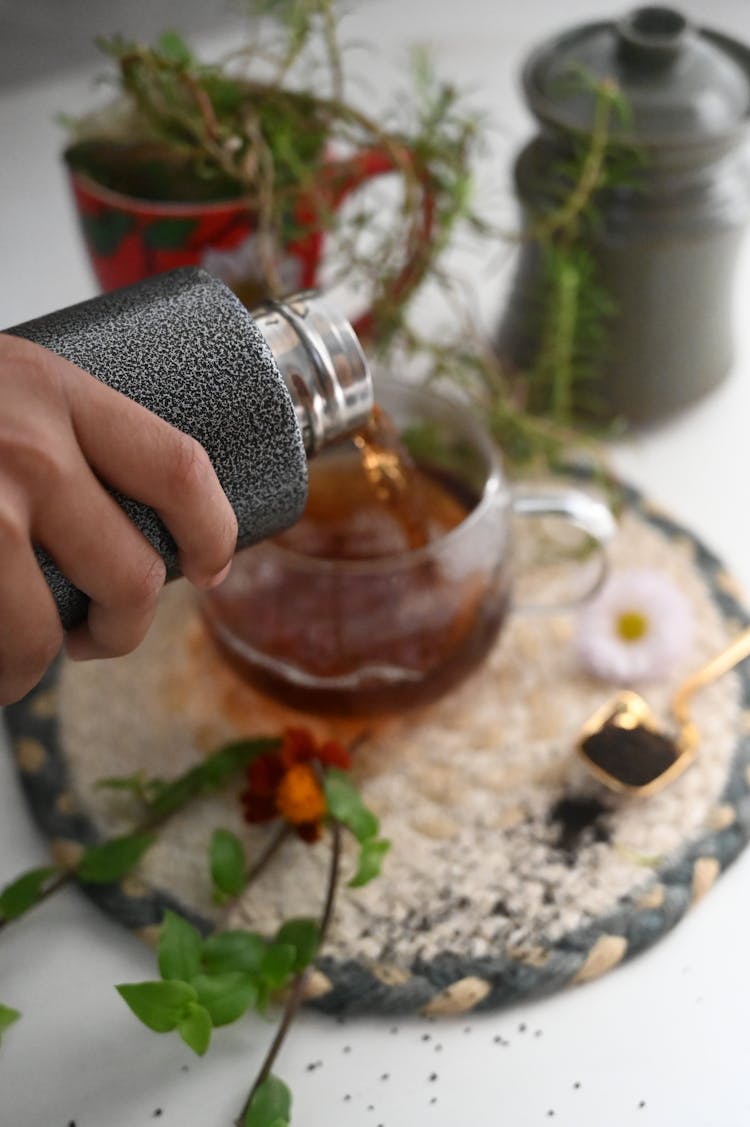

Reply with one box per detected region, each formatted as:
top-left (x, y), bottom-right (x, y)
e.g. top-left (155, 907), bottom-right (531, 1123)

top-left (0, 499), bottom-right (63, 705)
top-left (0, 333), bottom-right (240, 701)
top-left (64, 370), bottom-right (238, 587)
top-left (31, 453), bottom-right (167, 661)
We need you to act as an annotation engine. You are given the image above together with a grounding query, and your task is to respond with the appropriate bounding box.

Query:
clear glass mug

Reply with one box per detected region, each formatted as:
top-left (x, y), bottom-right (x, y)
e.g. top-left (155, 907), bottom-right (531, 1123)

top-left (200, 378), bottom-right (615, 716)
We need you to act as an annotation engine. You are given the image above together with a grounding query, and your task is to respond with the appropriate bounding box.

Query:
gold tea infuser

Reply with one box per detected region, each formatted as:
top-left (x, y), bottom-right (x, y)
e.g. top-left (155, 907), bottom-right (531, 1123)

top-left (577, 625), bottom-right (750, 797)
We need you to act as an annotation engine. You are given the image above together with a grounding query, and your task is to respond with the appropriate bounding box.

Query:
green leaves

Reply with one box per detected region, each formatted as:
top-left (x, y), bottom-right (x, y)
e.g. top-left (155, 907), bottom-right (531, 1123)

top-left (116, 980), bottom-right (213, 1054)
top-left (348, 837), bottom-right (390, 888)
top-left (201, 930), bottom-right (266, 976)
top-left (156, 30), bottom-right (194, 66)
top-left (0, 1004), bottom-right (20, 1043)
top-left (117, 980), bottom-right (198, 1033)
top-left (259, 943), bottom-right (296, 992)
top-left (158, 911), bottom-right (203, 982)
top-left (0, 737), bottom-right (273, 929)
top-left (147, 738), bottom-right (279, 819)
top-left (0, 866), bottom-right (57, 921)
top-left (117, 907), bottom-right (320, 1055)
top-left (95, 772), bottom-right (167, 804)
top-left (323, 768), bottom-right (390, 887)
top-left (177, 1002), bottom-right (213, 1056)
top-left (210, 829), bottom-right (247, 902)
top-left (77, 832), bottom-right (155, 884)
top-left (323, 769), bottom-right (378, 841)
top-left (275, 919), bottom-right (319, 971)
top-left (190, 973), bottom-right (257, 1026)
top-left (244, 1075), bottom-right (292, 1127)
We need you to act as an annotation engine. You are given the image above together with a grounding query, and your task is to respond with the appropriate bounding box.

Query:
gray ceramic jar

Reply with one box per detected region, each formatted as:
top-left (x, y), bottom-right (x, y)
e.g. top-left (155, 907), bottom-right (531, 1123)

top-left (497, 6), bottom-right (750, 423)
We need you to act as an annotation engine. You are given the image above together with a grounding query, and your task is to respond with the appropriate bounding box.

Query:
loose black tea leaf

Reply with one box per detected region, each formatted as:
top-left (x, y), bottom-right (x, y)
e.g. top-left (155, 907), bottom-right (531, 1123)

top-left (581, 721), bottom-right (679, 787)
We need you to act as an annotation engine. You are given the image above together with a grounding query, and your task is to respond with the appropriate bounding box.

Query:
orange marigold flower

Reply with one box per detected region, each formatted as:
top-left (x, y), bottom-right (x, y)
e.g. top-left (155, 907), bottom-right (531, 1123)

top-left (240, 727), bottom-right (351, 844)
top-left (276, 764), bottom-right (327, 826)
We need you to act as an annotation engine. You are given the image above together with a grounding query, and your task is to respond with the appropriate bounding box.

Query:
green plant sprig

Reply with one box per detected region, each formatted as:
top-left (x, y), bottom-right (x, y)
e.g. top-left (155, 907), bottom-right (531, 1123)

top-left (0, 737), bottom-right (279, 935)
top-left (378, 70), bottom-right (641, 468)
top-left (109, 743), bottom-right (388, 1126)
top-left (66, 2), bottom-right (482, 347)
top-left (1, 729), bottom-right (389, 1127)
top-left (518, 73), bottom-right (644, 424)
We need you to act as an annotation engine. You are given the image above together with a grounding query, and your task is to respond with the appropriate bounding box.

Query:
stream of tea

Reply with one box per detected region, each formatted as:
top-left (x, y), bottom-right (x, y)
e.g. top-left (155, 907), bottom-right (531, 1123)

top-left (203, 404), bottom-right (509, 715)
top-left (276, 406), bottom-right (468, 559)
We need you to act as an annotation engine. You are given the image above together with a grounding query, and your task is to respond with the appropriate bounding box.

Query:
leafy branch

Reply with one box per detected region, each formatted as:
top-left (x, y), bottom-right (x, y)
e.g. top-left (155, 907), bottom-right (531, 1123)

top-left (0, 724), bottom-right (389, 1127)
top-left (0, 737), bottom-right (279, 934)
top-left (65, 3), bottom-right (481, 347)
top-left (111, 732), bottom-right (389, 1126)
top-left (380, 70), bottom-right (641, 471)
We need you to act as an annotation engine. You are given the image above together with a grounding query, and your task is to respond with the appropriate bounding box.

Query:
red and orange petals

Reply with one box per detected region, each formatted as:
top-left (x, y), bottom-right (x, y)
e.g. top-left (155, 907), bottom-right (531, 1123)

top-left (247, 753), bottom-right (285, 797)
top-left (317, 740), bottom-right (351, 770)
top-left (280, 728), bottom-right (319, 768)
top-left (297, 821), bottom-right (324, 844)
top-left (240, 790), bottom-right (278, 824)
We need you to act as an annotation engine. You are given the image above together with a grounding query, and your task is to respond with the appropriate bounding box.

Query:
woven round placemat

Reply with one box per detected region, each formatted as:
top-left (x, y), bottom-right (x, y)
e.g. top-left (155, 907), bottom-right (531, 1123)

top-left (5, 480), bottom-right (750, 1016)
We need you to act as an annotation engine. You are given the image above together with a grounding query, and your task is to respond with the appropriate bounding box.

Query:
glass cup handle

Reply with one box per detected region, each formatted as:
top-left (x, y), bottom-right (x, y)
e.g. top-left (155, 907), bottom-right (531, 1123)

top-left (510, 486), bottom-right (616, 613)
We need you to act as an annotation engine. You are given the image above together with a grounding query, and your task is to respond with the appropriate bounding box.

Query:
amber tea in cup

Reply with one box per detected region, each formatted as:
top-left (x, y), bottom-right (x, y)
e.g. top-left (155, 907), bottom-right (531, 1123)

top-left (201, 378), bottom-right (613, 716)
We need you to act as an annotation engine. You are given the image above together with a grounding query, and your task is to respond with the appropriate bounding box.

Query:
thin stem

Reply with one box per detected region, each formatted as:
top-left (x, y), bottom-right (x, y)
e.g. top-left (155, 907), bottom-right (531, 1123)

top-left (322, 0), bottom-right (344, 102)
top-left (527, 80), bottom-right (617, 244)
top-left (246, 824), bottom-right (291, 886)
top-left (235, 820), bottom-right (342, 1127)
top-left (317, 818), bottom-right (342, 947)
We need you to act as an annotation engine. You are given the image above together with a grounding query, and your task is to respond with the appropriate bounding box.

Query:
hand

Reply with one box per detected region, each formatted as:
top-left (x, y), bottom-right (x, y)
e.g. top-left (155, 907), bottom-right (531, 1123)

top-left (0, 333), bottom-right (238, 705)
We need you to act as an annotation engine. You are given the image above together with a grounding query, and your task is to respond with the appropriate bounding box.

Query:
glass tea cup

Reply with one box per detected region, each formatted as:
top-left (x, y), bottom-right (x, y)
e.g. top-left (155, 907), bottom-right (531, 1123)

top-left (200, 378), bottom-right (614, 716)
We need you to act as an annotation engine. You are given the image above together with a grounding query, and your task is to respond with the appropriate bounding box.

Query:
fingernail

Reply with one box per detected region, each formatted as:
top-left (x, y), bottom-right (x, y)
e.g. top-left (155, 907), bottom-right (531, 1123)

top-left (204, 561), bottom-right (232, 589)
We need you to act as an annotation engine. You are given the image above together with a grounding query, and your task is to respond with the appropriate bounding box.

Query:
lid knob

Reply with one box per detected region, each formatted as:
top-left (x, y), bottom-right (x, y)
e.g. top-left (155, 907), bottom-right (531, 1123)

top-left (617, 6), bottom-right (690, 67)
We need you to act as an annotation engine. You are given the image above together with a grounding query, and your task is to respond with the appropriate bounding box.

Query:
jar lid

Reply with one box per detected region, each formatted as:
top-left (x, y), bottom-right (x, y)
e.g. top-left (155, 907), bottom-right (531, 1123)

top-left (522, 6), bottom-right (750, 147)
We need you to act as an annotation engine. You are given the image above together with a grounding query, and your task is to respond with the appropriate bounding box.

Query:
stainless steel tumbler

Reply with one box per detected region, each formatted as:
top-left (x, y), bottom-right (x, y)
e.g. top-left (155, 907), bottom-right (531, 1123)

top-left (6, 267), bottom-right (373, 629)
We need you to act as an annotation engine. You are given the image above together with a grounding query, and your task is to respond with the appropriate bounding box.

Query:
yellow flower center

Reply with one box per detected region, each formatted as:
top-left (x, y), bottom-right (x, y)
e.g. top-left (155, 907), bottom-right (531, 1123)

top-left (616, 610), bottom-right (649, 642)
top-left (276, 764), bottom-right (327, 826)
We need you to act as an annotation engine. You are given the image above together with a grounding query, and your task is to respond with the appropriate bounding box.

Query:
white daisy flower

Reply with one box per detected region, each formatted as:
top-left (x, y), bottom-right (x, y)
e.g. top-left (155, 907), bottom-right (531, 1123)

top-left (575, 567), bottom-right (693, 684)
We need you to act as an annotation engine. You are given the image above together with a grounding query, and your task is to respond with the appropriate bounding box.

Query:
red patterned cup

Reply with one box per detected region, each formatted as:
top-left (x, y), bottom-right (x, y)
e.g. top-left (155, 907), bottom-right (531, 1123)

top-left (64, 145), bottom-right (434, 336)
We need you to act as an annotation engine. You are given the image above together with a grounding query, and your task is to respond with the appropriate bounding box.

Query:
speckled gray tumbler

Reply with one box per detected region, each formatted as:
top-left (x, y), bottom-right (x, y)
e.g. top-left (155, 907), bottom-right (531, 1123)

top-left (6, 267), bottom-right (372, 630)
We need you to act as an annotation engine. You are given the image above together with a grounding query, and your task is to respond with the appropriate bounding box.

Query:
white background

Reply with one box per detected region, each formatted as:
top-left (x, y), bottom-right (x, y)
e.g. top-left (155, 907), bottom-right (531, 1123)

top-left (3, 2), bottom-right (750, 1124)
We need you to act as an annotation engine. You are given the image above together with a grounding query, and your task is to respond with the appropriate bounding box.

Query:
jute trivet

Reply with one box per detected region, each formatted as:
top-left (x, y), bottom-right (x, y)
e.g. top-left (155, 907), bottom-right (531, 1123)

top-left (6, 481), bottom-right (750, 1016)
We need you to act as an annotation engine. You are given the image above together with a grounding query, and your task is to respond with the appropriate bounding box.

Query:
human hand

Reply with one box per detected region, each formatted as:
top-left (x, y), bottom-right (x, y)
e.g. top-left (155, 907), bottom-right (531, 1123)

top-left (0, 333), bottom-right (238, 705)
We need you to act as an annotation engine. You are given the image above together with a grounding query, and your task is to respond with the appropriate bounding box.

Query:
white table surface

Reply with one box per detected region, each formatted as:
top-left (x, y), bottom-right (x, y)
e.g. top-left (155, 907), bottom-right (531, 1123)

top-left (3, 2), bottom-right (750, 1124)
